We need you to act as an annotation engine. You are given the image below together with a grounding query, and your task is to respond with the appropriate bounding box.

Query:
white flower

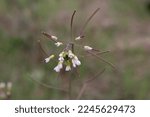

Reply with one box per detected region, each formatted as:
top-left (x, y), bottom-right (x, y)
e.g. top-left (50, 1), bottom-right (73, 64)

top-left (58, 52), bottom-right (65, 62)
top-left (68, 50), bottom-right (75, 58)
top-left (45, 58), bottom-right (50, 63)
top-left (75, 36), bottom-right (82, 40)
top-left (65, 65), bottom-right (71, 71)
top-left (58, 56), bottom-right (64, 62)
top-left (59, 51), bottom-right (64, 57)
top-left (55, 42), bottom-right (63, 47)
top-left (53, 50), bottom-right (81, 72)
top-left (58, 62), bottom-right (63, 69)
top-left (84, 46), bottom-right (93, 50)
top-left (72, 56), bottom-right (81, 67)
top-left (44, 55), bottom-right (55, 63)
top-left (75, 35), bottom-right (84, 40)
top-left (72, 59), bottom-right (77, 67)
top-left (51, 35), bottom-right (58, 40)
top-left (54, 62), bottom-right (63, 72)
top-left (54, 66), bottom-right (60, 72)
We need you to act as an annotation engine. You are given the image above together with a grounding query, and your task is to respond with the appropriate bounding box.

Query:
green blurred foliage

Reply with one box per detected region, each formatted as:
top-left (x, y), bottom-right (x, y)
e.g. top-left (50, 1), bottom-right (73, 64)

top-left (0, 0), bottom-right (150, 99)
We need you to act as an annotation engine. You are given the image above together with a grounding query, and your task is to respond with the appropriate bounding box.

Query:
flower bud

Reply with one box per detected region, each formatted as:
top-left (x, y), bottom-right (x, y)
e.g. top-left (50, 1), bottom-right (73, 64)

top-left (55, 42), bottom-right (63, 47)
top-left (75, 35), bottom-right (84, 40)
top-left (45, 55), bottom-right (55, 63)
top-left (84, 46), bottom-right (93, 50)
top-left (51, 35), bottom-right (58, 40)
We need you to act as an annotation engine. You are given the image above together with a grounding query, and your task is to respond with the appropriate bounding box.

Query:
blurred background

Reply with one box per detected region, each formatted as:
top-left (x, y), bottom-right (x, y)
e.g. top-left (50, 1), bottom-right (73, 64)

top-left (0, 0), bottom-right (150, 99)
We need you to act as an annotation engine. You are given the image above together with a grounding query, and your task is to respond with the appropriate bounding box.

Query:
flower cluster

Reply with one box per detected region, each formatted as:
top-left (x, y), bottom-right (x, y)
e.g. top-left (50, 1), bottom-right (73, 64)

top-left (45, 50), bottom-right (81, 72)
top-left (54, 50), bottom-right (81, 72)
top-left (42, 8), bottom-right (102, 73)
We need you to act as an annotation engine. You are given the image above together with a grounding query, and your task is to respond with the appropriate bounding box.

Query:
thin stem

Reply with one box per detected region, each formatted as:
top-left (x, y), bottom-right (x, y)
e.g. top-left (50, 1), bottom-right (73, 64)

top-left (95, 50), bottom-right (110, 55)
top-left (70, 10), bottom-right (76, 41)
top-left (42, 31), bottom-right (57, 43)
top-left (28, 75), bottom-right (68, 93)
top-left (37, 40), bottom-right (48, 57)
top-left (80, 8), bottom-right (100, 36)
top-left (76, 83), bottom-right (86, 99)
top-left (87, 51), bottom-right (117, 70)
top-left (71, 43), bottom-right (74, 53)
top-left (85, 68), bottom-right (105, 83)
top-left (76, 69), bottom-right (105, 99)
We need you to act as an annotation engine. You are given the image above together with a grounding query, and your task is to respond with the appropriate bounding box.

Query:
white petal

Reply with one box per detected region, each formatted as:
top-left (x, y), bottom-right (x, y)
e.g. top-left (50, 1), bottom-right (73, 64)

top-left (72, 57), bottom-right (81, 66)
top-left (44, 55), bottom-right (55, 63)
top-left (84, 46), bottom-right (93, 50)
top-left (51, 35), bottom-right (58, 40)
top-left (49, 55), bottom-right (55, 59)
top-left (68, 50), bottom-right (75, 58)
top-left (54, 66), bottom-right (60, 72)
top-left (55, 42), bottom-right (63, 47)
top-left (65, 65), bottom-right (71, 71)
top-left (45, 57), bottom-right (50, 63)
top-left (72, 57), bottom-right (81, 67)
top-left (72, 59), bottom-right (76, 67)
top-left (74, 56), bottom-right (78, 60)
top-left (58, 63), bottom-right (63, 69)
top-left (73, 62), bottom-right (76, 67)
top-left (58, 57), bottom-right (64, 62)
top-left (54, 62), bottom-right (63, 72)
top-left (76, 59), bottom-right (81, 65)
top-left (59, 52), bottom-right (64, 57)
top-left (75, 36), bottom-right (82, 40)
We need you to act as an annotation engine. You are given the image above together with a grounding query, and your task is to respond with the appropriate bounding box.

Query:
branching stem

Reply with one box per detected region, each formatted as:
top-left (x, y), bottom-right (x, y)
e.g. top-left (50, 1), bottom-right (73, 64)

top-left (77, 68), bottom-right (105, 99)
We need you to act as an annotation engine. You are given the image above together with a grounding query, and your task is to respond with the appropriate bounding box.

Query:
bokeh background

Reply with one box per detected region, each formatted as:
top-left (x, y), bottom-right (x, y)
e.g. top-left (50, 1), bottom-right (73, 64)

top-left (0, 0), bottom-right (150, 99)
